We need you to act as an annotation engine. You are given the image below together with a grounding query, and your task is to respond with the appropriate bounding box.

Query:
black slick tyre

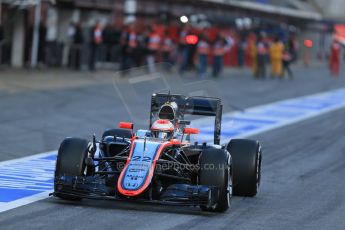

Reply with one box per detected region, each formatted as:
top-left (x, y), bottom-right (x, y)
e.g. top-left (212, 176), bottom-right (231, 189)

top-left (54, 137), bottom-right (89, 201)
top-left (226, 139), bottom-right (262, 197)
top-left (199, 148), bottom-right (232, 212)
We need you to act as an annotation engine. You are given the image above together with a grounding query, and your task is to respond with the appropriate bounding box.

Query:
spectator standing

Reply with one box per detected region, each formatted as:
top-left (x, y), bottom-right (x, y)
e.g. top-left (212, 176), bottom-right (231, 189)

top-left (146, 26), bottom-right (161, 73)
top-left (237, 36), bottom-right (246, 67)
top-left (282, 46), bottom-right (293, 79)
top-left (161, 29), bottom-right (174, 70)
top-left (196, 33), bottom-right (210, 78)
top-left (120, 25), bottom-right (129, 72)
top-left (249, 36), bottom-right (258, 77)
top-left (38, 22), bottom-right (47, 66)
top-left (0, 24), bottom-right (3, 42)
top-left (72, 23), bottom-right (84, 70)
top-left (112, 23), bottom-right (122, 63)
top-left (120, 23), bottom-right (138, 72)
top-left (102, 23), bottom-right (113, 60)
top-left (0, 24), bottom-right (3, 65)
top-left (178, 25), bottom-right (190, 74)
top-left (256, 36), bottom-right (268, 79)
top-left (329, 39), bottom-right (341, 77)
top-left (288, 35), bottom-right (298, 63)
top-left (269, 37), bottom-right (284, 78)
top-left (65, 22), bottom-right (76, 67)
top-left (89, 21), bottom-right (103, 71)
top-left (102, 22), bottom-right (121, 63)
top-left (212, 34), bottom-right (229, 78)
top-left (303, 39), bottom-right (313, 67)
top-left (134, 26), bottom-right (147, 67)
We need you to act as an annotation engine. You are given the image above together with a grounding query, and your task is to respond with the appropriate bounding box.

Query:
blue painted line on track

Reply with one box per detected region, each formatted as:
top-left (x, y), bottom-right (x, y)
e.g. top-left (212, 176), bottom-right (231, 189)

top-left (223, 117), bottom-right (277, 124)
top-left (193, 88), bottom-right (345, 142)
top-left (278, 103), bottom-right (331, 110)
top-left (0, 189), bottom-right (42, 202)
top-left (255, 110), bottom-right (305, 118)
top-left (0, 153), bottom-right (56, 204)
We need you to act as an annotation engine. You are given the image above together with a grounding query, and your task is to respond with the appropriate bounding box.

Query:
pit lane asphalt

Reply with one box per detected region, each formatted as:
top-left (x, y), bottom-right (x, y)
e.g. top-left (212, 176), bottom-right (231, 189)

top-left (0, 64), bottom-right (345, 229)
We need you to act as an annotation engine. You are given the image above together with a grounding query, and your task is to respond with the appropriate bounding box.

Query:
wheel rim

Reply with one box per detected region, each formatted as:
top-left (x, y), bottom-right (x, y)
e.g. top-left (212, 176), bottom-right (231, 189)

top-left (227, 155), bottom-right (232, 207)
top-left (256, 148), bottom-right (262, 192)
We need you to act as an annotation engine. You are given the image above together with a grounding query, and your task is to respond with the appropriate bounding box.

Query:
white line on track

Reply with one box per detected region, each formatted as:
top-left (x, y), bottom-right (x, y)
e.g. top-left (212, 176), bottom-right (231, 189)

top-left (0, 191), bottom-right (52, 213)
top-left (128, 73), bottom-right (161, 84)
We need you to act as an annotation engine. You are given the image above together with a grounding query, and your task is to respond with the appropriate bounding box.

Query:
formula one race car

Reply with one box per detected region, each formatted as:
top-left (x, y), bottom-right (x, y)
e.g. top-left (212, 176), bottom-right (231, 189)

top-left (51, 93), bottom-right (262, 212)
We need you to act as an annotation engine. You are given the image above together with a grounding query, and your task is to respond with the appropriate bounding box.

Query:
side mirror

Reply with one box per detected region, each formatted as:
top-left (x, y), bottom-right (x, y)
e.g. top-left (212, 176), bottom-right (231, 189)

top-left (183, 127), bottom-right (199, 135)
top-left (119, 122), bottom-right (134, 130)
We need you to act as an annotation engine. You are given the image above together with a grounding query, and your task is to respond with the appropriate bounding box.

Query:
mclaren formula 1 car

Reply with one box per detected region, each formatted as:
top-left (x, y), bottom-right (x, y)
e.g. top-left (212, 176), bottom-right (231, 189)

top-left (51, 93), bottom-right (262, 212)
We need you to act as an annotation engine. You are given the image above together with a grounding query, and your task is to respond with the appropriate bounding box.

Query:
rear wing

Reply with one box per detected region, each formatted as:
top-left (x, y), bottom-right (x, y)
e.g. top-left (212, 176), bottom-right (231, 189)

top-left (150, 93), bottom-right (223, 145)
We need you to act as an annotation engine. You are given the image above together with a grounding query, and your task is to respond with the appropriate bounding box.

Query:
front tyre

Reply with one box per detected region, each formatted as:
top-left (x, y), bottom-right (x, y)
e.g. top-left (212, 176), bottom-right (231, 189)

top-left (227, 139), bottom-right (262, 197)
top-left (198, 148), bottom-right (232, 212)
top-left (54, 137), bottom-right (89, 201)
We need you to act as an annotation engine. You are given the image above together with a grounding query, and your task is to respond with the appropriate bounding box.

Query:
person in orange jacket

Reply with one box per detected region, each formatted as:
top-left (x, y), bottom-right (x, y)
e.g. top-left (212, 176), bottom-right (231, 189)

top-left (329, 39), bottom-right (341, 77)
top-left (269, 36), bottom-right (284, 78)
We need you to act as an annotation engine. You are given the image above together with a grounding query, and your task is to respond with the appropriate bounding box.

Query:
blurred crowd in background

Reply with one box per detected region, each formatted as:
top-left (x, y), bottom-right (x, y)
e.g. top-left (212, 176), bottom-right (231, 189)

top-left (55, 19), bottom-right (344, 78)
top-left (0, 17), bottom-right (342, 79)
top-left (61, 19), bottom-right (303, 79)
top-left (0, 0), bottom-right (344, 79)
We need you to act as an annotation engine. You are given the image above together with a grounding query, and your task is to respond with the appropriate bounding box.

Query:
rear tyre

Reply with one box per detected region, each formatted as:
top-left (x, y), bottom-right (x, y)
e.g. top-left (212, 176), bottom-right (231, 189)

top-left (226, 139), bottom-right (262, 197)
top-left (102, 128), bottom-right (132, 139)
top-left (199, 148), bottom-right (232, 212)
top-left (54, 137), bottom-right (89, 201)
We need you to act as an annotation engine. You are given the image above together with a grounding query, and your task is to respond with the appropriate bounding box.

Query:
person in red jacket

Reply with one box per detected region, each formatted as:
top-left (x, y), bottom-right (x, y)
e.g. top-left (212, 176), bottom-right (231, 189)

top-left (329, 39), bottom-right (341, 77)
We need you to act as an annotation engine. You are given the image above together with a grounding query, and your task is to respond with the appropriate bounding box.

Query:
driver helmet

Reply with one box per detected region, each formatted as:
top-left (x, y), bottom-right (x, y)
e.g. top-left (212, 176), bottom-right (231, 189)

top-left (151, 119), bottom-right (175, 139)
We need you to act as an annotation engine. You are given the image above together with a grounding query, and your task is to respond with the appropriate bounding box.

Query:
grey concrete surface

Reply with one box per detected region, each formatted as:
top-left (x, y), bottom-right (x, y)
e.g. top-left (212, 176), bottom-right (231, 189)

top-left (0, 63), bottom-right (345, 229)
top-left (0, 63), bottom-right (344, 161)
